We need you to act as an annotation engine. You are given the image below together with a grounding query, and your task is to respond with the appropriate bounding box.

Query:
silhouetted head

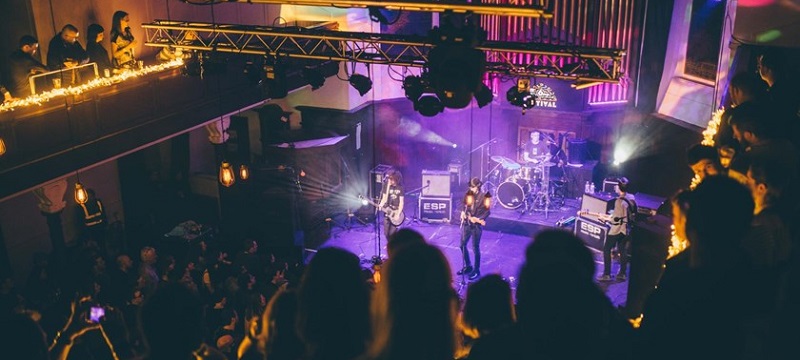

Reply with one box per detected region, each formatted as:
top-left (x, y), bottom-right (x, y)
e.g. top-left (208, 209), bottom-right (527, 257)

top-left (0, 313), bottom-right (48, 360)
top-left (258, 289), bottom-right (304, 360)
top-left (296, 247), bottom-right (370, 359)
top-left (685, 175), bottom-right (753, 267)
top-left (461, 274), bottom-right (515, 337)
top-left (139, 283), bottom-right (205, 359)
top-left (387, 228), bottom-right (426, 257)
top-left (368, 243), bottom-right (457, 359)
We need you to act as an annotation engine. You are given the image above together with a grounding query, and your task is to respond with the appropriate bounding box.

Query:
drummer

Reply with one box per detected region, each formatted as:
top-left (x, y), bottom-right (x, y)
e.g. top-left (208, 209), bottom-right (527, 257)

top-left (522, 130), bottom-right (552, 165)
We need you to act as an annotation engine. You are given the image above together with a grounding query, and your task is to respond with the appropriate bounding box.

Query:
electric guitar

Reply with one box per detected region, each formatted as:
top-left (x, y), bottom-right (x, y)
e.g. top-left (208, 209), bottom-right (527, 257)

top-left (577, 210), bottom-right (624, 225)
top-left (460, 212), bottom-right (486, 227)
top-left (360, 195), bottom-right (406, 226)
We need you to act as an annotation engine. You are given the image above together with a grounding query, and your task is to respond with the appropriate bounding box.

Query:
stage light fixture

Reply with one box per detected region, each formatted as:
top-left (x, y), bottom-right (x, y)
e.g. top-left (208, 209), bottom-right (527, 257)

top-left (474, 83), bottom-right (493, 108)
top-left (415, 94), bottom-right (444, 117)
top-left (264, 57), bottom-right (288, 99)
top-left (506, 78), bottom-right (537, 112)
top-left (349, 74), bottom-right (373, 96)
top-left (302, 67), bottom-right (326, 90)
top-left (403, 75), bottom-right (424, 102)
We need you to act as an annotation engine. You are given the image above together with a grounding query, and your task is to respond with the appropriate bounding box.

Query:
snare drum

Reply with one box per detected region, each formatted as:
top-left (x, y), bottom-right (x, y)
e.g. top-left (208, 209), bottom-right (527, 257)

top-left (517, 165), bottom-right (542, 182)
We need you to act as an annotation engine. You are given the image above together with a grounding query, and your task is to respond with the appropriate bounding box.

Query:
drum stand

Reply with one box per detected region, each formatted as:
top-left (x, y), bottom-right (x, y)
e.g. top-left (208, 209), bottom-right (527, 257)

top-left (524, 164), bottom-right (554, 219)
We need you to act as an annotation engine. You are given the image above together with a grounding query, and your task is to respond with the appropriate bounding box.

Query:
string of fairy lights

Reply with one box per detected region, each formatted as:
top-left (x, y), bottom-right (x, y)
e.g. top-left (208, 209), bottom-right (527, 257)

top-left (668, 108), bottom-right (724, 259)
top-left (627, 108), bottom-right (724, 329)
top-left (0, 59), bottom-right (184, 114)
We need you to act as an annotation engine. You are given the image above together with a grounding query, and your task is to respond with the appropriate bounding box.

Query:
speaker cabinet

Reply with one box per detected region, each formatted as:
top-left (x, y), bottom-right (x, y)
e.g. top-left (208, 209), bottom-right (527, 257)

top-left (421, 170), bottom-right (451, 197)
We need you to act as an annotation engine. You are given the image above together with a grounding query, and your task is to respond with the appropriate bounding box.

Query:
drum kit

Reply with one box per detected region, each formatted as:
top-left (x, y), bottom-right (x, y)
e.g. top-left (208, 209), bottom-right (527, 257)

top-left (487, 155), bottom-right (565, 216)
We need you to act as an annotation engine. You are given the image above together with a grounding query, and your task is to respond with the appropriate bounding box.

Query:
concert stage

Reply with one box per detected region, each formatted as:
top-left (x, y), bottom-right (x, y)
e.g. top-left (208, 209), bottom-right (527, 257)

top-left (319, 195), bottom-right (631, 308)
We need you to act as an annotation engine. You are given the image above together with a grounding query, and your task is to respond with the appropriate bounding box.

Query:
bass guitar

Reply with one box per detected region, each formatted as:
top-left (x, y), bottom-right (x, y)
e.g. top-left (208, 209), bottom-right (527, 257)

top-left (360, 195), bottom-right (406, 226)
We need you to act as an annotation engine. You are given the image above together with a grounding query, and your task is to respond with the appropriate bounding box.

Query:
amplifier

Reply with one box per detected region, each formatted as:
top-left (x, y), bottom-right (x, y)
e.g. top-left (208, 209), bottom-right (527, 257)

top-left (419, 196), bottom-right (452, 223)
top-left (448, 162), bottom-right (468, 187)
top-left (369, 164), bottom-right (393, 202)
top-left (574, 215), bottom-right (609, 251)
top-left (580, 193), bottom-right (615, 216)
top-left (422, 169), bottom-right (451, 197)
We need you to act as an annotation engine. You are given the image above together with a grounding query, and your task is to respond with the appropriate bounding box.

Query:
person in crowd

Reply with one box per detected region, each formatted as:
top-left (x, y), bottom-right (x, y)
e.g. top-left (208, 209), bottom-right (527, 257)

top-left (469, 230), bottom-right (633, 360)
top-left (212, 308), bottom-right (241, 359)
top-left (637, 176), bottom-right (759, 359)
top-left (77, 189), bottom-right (108, 254)
top-left (111, 11), bottom-right (137, 69)
top-left (597, 177), bottom-right (636, 282)
top-left (386, 228), bottom-right (426, 258)
top-left (238, 289), bottom-right (304, 360)
top-left (745, 159), bottom-right (792, 270)
top-left (47, 24), bottom-right (89, 70)
top-left (728, 102), bottom-right (798, 182)
top-left (460, 274), bottom-right (515, 342)
top-left (717, 72), bottom-right (769, 152)
top-left (687, 145), bottom-right (723, 176)
top-left (139, 246), bottom-right (159, 297)
top-left (364, 243), bottom-right (459, 360)
top-left (458, 177), bottom-right (491, 281)
top-left (8, 35), bottom-right (47, 97)
top-left (758, 49), bottom-right (799, 119)
top-left (686, 143), bottom-right (725, 180)
top-left (377, 169), bottom-right (404, 244)
top-left (0, 312), bottom-right (50, 360)
top-left (139, 283), bottom-right (224, 360)
top-left (86, 24), bottom-right (112, 75)
top-left (296, 247), bottom-right (370, 360)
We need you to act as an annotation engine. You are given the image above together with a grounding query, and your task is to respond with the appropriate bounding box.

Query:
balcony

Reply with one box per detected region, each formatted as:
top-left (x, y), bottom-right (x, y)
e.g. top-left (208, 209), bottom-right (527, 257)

top-left (0, 57), bottom-right (271, 201)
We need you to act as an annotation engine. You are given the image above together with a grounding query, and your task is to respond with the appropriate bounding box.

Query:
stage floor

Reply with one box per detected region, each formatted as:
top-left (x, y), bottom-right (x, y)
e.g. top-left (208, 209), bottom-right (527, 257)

top-left (318, 195), bottom-right (630, 307)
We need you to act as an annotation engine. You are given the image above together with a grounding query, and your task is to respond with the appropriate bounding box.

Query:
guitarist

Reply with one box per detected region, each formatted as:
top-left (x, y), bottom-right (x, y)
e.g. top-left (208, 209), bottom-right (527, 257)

top-left (458, 177), bottom-right (492, 280)
top-left (378, 169), bottom-right (405, 243)
top-left (598, 177), bottom-right (636, 282)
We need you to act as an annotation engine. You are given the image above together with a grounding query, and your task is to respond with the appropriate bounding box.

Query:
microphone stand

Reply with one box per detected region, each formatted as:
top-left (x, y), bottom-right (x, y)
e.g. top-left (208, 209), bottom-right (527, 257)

top-left (404, 184), bottom-right (430, 223)
top-left (469, 138), bottom-right (498, 184)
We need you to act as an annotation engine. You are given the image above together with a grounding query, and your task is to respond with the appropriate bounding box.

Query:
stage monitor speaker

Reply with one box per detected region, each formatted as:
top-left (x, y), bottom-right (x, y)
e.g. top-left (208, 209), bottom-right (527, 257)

top-left (567, 138), bottom-right (588, 165)
top-left (421, 170), bottom-right (451, 197)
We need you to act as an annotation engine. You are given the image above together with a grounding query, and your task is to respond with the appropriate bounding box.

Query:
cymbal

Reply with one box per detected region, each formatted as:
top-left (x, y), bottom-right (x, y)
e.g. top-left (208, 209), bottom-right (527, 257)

top-left (490, 155), bottom-right (511, 163)
top-left (490, 155), bottom-right (521, 170)
top-left (540, 162), bottom-right (556, 167)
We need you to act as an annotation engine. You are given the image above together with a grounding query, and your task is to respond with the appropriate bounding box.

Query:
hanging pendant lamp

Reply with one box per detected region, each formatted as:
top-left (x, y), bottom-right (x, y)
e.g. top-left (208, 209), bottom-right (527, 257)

top-left (219, 161), bottom-right (236, 187)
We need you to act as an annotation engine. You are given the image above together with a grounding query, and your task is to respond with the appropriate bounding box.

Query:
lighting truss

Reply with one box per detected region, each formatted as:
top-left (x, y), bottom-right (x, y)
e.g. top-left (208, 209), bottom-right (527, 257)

top-left (143, 20), bottom-right (625, 83)
top-left (186, 0), bottom-right (553, 18)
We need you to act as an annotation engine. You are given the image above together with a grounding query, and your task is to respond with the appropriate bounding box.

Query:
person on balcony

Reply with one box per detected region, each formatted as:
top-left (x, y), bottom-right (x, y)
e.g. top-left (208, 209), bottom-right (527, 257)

top-left (47, 24), bottom-right (89, 70)
top-left (8, 35), bottom-right (47, 97)
top-left (111, 11), bottom-right (137, 69)
top-left (86, 24), bottom-right (112, 75)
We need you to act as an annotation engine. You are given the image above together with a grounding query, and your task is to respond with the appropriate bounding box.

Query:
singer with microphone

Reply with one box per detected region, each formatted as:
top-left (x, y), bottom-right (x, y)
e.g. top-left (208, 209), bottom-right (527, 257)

top-left (378, 169), bottom-right (405, 243)
top-left (111, 11), bottom-right (137, 70)
top-left (458, 177), bottom-right (491, 280)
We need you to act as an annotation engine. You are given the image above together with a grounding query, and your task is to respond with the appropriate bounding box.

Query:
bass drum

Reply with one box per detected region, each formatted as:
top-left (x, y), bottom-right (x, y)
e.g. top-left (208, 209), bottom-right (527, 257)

top-left (496, 180), bottom-right (527, 209)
